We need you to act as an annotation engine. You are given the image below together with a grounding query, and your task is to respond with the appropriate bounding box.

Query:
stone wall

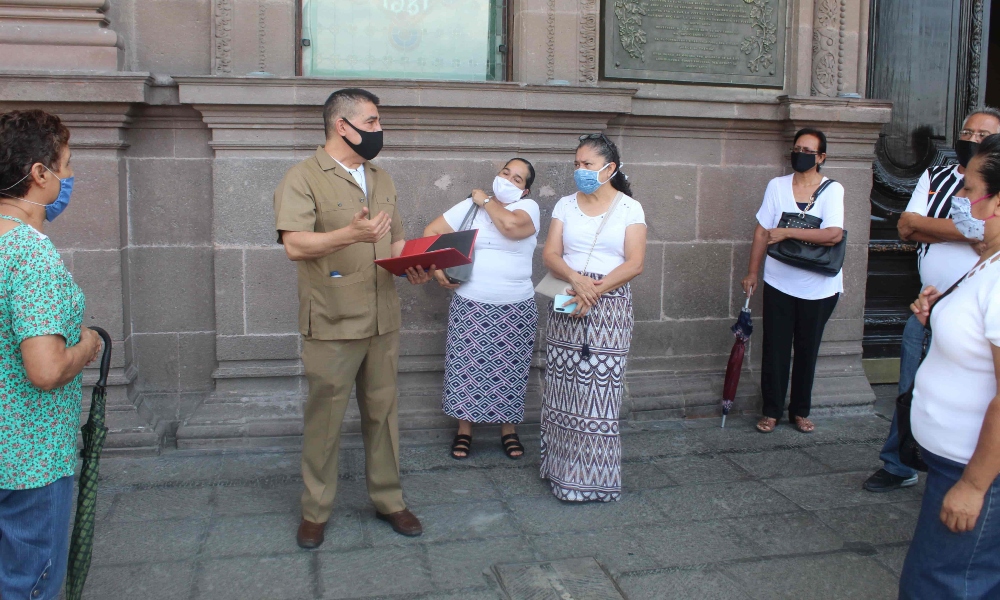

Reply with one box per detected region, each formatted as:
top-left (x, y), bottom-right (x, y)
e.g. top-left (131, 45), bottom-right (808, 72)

top-left (0, 0), bottom-right (888, 452)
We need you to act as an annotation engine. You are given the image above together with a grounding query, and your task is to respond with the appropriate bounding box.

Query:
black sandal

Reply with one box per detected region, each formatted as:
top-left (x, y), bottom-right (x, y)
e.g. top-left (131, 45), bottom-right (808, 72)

top-left (451, 434), bottom-right (472, 459)
top-left (501, 433), bottom-right (524, 460)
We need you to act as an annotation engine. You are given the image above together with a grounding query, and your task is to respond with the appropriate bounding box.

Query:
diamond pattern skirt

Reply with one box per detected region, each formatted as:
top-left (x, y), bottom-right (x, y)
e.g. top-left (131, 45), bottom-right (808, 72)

top-left (540, 277), bottom-right (633, 502)
top-left (442, 295), bottom-right (538, 424)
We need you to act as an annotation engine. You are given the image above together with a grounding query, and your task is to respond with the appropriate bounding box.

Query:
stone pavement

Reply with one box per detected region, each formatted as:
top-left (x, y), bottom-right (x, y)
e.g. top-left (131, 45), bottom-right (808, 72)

top-left (74, 396), bottom-right (916, 600)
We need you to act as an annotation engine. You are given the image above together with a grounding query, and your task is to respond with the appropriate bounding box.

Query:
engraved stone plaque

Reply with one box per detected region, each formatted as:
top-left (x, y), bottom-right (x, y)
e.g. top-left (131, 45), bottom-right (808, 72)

top-left (603, 0), bottom-right (787, 87)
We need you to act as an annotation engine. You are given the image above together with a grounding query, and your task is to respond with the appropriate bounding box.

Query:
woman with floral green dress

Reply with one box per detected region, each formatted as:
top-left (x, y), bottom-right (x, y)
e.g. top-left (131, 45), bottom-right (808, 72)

top-left (0, 110), bottom-right (100, 600)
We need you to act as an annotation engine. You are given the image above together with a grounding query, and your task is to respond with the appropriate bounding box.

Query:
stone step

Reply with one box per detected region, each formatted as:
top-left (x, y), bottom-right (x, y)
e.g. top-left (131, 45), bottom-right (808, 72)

top-left (77, 404), bottom-right (162, 457)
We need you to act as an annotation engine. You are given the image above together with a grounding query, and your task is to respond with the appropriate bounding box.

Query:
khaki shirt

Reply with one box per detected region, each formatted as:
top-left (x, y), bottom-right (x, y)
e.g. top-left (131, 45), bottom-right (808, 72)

top-left (274, 147), bottom-right (405, 340)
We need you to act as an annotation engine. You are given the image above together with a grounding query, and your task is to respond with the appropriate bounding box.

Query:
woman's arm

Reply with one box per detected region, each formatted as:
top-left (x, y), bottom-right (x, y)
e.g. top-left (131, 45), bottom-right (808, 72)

top-left (475, 192), bottom-right (536, 240)
top-left (423, 214), bottom-right (455, 237)
top-left (20, 327), bottom-right (101, 392)
top-left (939, 343), bottom-right (1000, 533)
top-left (542, 219), bottom-right (602, 314)
top-left (741, 224), bottom-right (770, 295)
top-left (768, 226), bottom-right (844, 246)
top-left (592, 224), bottom-right (646, 295)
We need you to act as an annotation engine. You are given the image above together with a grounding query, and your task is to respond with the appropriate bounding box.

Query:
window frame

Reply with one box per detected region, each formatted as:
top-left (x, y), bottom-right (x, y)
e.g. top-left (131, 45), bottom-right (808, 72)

top-left (294, 0), bottom-right (510, 82)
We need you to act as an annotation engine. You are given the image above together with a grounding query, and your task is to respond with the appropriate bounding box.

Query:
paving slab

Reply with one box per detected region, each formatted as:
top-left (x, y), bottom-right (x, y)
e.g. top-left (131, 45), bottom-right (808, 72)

top-left (492, 557), bottom-right (625, 600)
top-left (722, 553), bottom-right (899, 600)
top-left (213, 482), bottom-right (303, 516)
top-left (486, 466), bottom-right (554, 498)
top-left (109, 487), bottom-right (213, 522)
top-left (617, 566), bottom-right (753, 600)
top-left (725, 512), bottom-right (844, 556)
top-left (725, 448), bottom-right (831, 479)
top-left (651, 454), bottom-right (749, 485)
top-left (318, 547), bottom-right (435, 599)
top-left (874, 544), bottom-right (910, 577)
top-left (527, 527), bottom-right (661, 576)
top-left (766, 472), bottom-right (923, 511)
top-left (195, 555), bottom-right (315, 600)
top-left (801, 443), bottom-right (886, 473)
top-left (368, 501), bottom-right (517, 546)
top-left (507, 493), bottom-right (666, 535)
top-left (632, 520), bottom-right (759, 568)
top-left (91, 518), bottom-right (208, 566)
top-left (402, 470), bottom-right (500, 506)
top-left (647, 480), bottom-right (797, 522)
top-left (813, 504), bottom-right (918, 545)
top-left (80, 561), bottom-right (195, 600)
top-left (425, 537), bottom-right (537, 590)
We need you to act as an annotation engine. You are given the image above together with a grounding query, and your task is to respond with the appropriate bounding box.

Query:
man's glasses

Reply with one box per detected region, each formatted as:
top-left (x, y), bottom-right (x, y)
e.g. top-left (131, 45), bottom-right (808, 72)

top-left (791, 146), bottom-right (821, 155)
top-left (959, 129), bottom-right (994, 141)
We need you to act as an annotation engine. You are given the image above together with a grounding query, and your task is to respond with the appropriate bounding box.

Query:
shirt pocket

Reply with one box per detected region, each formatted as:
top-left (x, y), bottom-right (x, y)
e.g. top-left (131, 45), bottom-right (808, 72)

top-left (317, 207), bottom-right (354, 233)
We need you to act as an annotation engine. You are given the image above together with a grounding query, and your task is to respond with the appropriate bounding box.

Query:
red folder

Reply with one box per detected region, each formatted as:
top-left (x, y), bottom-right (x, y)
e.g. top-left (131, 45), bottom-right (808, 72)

top-left (374, 229), bottom-right (478, 276)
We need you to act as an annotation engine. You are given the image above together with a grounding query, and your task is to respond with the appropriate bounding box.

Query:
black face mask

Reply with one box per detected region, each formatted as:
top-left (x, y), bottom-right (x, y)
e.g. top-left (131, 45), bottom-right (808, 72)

top-left (955, 139), bottom-right (980, 168)
top-left (790, 151), bottom-right (818, 173)
top-left (341, 118), bottom-right (384, 161)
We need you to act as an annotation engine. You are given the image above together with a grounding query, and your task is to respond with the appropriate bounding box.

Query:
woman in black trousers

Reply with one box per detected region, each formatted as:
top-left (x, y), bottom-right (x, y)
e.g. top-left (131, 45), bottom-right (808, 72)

top-left (741, 128), bottom-right (845, 433)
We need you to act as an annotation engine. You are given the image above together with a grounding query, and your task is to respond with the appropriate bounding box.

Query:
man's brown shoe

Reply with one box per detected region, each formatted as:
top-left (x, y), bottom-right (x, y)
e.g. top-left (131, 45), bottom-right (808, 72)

top-left (296, 519), bottom-right (326, 549)
top-left (376, 509), bottom-right (423, 537)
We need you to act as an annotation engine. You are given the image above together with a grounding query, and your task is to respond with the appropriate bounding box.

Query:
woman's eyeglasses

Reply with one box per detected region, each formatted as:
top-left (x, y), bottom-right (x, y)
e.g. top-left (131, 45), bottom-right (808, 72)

top-left (791, 146), bottom-right (820, 155)
top-left (580, 132), bottom-right (613, 148)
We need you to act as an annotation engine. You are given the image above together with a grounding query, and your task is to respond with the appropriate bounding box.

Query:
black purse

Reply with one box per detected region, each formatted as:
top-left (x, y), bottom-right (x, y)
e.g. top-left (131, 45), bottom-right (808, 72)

top-left (895, 280), bottom-right (961, 472)
top-left (766, 179), bottom-right (848, 276)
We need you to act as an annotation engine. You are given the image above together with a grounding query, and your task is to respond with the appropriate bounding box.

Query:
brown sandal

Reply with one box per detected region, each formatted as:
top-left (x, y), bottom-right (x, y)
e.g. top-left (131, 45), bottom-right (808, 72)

top-left (756, 417), bottom-right (777, 433)
top-left (791, 416), bottom-right (815, 434)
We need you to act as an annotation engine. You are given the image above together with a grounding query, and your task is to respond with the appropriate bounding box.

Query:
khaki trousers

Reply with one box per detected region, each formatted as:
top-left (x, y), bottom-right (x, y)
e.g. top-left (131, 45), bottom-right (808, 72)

top-left (300, 330), bottom-right (405, 523)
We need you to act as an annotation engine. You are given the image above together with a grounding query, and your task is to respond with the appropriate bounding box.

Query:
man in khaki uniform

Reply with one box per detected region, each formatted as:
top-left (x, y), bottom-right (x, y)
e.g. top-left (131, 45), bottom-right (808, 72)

top-left (274, 88), bottom-right (431, 549)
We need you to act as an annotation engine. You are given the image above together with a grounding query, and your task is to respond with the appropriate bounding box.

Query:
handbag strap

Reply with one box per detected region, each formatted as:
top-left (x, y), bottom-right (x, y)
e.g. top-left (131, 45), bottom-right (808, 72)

top-left (457, 200), bottom-right (479, 231)
top-left (917, 277), bottom-right (963, 363)
top-left (581, 191), bottom-right (624, 274)
top-left (800, 178), bottom-right (836, 214)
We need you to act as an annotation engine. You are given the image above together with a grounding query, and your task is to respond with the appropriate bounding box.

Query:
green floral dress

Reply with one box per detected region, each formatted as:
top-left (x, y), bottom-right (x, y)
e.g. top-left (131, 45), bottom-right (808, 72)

top-left (0, 215), bottom-right (85, 490)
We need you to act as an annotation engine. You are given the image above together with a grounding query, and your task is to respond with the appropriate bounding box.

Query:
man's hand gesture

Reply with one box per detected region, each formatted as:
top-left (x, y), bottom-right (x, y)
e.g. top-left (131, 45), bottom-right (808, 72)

top-left (350, 208), bottom-right (391, 244)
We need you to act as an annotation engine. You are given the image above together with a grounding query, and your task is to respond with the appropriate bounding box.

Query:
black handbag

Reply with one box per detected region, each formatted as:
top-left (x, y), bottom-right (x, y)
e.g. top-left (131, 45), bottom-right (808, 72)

top-left (895, 280), bottom-right (962, 472)
top-left (766, 179), bottom-right (847, 276)
top-left (443, 201), bottom-right (479, 284)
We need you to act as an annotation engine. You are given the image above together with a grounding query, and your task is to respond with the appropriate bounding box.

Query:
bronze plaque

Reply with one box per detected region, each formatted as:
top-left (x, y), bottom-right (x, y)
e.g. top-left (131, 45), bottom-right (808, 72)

top-left (603, 0), bottom-right (787, 87)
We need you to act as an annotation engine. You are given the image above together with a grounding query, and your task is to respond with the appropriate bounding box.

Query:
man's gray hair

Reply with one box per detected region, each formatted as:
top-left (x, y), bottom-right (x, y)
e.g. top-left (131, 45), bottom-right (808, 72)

top-left (323, 88), bottom-right (380, 139)
top-left (963, 106), bottom-right (1000, 130)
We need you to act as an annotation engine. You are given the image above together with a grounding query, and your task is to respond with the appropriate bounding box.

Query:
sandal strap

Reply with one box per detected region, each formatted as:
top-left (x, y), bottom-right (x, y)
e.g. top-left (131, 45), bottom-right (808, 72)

top-left (500, 433), bottom-right (520, 443)
top-left (454, 434), bottom-right (472, 443)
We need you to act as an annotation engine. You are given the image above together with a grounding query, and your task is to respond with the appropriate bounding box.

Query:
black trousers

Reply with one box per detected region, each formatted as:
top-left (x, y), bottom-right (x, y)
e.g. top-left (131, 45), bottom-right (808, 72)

top-left (760, 283), bottom-right (839, 420)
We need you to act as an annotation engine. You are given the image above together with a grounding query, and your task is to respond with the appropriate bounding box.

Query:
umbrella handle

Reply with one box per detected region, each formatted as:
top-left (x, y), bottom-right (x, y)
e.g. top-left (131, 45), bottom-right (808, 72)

top-left (89, 327), bottom-right (113, 388)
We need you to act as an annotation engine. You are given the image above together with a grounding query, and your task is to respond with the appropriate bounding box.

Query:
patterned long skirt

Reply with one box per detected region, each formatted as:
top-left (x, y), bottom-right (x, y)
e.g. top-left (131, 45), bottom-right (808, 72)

top-left (442, 295), bottom-right (538, 424)
top-left (539, 277), bottom-right (633, 502)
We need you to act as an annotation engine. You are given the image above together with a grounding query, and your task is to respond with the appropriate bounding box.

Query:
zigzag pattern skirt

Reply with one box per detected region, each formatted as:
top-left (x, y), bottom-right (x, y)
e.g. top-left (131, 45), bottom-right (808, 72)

top-left (442, 295), bottom-right (538, 424)
top-left (540, 276), bottom-right (633, 502)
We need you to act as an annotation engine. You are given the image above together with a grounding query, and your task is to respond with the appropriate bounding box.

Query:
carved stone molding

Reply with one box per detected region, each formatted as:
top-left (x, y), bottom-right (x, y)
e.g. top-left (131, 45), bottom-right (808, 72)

top-left (578, 0), bottom-right (599, 85)
top-left (0, 0), bottom-right (122, 71)
top-left (546, 0), bottom-right (556, 81)
top-left (966, 0), bottom-right (985, 115)
top-left (811, 0), bottom-right (841, 96)
top-left (213, 0), bottom-right (234, 75)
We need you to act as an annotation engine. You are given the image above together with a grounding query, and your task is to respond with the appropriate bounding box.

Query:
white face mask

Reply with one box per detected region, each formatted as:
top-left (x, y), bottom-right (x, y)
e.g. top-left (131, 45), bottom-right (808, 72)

top-left (492, 175), bottom-right (525, 204)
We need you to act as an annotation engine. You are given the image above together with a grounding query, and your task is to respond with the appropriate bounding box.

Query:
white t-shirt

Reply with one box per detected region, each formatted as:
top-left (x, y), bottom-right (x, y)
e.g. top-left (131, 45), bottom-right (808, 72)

top-left (551, 193), bottom-right (646, 276)
top-left (442, 197), bottom-right (540, 304)
top-left (332, 158), bottom-right (367, 195)
top-left (755, 174), bottom-right (845, 300)
top-left (912, 251), bottom-right (1000, 465)
top-left (904, 165), bottom-right (979, 291)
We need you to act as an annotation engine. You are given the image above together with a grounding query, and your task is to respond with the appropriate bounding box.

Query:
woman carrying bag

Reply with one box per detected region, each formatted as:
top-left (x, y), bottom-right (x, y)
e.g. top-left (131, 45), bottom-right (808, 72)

top-left (537, 133), bottom-right (645, 502)
top-left (423, 158), bottom-right (540, 459)
top-left (741, 127), bottom-right (845, 434)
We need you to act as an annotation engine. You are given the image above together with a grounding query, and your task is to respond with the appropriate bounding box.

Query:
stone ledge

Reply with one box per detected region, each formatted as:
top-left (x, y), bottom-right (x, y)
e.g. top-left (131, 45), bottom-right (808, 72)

top-left (0, 71), bottom-right (152, 103)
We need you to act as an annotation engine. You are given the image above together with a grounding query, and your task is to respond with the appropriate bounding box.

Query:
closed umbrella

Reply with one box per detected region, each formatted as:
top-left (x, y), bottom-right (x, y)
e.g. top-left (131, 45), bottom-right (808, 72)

top-left (65, 326), bottom-right (112, 600)
top-left (721, 294), bottom-right (753, 428)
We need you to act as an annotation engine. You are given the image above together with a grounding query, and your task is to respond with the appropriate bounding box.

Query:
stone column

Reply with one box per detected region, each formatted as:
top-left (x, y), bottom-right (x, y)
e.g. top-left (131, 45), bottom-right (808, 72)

top-left (811, 0), bottom-right (868, 97)
top-left (0, 0), bottom-right (123, 71)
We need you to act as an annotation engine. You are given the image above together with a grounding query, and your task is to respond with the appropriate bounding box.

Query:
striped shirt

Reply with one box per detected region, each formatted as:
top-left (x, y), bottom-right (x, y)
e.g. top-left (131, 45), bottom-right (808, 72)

top-left (903, 164), bottom-right (979, 291)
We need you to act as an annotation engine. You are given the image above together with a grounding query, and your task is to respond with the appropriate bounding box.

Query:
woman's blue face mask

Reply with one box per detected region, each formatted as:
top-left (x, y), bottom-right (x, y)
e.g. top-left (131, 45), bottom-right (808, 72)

top-left (574, 163), bottom-right (612, 194)
top-left (0, 165), bottom-right (74, 221)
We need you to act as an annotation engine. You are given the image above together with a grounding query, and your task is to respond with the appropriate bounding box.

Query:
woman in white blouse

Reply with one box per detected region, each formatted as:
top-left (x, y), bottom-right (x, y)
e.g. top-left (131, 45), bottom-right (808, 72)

top-left (898, 135), bottom-right (1000, 598)
top-left (741, 128), bottom-right (844, 434)
top-left (424, 159), bottom-right (540, 460)
top-left (538, 133), bottom-right (646, 502)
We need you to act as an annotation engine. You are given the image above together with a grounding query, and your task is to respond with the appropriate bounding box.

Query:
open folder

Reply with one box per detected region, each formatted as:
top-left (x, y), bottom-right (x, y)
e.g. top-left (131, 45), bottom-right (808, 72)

top-left (374, 229), bottom-right (478, 276)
